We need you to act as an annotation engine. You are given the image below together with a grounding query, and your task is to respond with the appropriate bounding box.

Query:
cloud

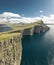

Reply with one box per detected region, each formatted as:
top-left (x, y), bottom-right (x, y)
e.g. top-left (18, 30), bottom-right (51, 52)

top-left (0, 12), bottom-right (22, 23)
top-left (0, 12), bottom-right (21, 18)
top-left (40, 15), bottom-right (54, 23)
top-left (0, 12), bottom-right (39, 23)
top-left (0, 12), bottom-right (54, 24)
top-left (40, 10), bottom-right (43, 13)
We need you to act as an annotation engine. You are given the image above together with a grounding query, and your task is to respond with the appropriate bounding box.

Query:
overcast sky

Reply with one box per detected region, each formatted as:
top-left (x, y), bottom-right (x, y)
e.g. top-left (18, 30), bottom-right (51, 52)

top-left (0, 0), bottom-right (54, 17)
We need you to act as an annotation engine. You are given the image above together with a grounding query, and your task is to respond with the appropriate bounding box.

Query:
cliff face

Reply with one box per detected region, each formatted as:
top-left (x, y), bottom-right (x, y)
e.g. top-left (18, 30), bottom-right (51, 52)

top-left (33, 20), bottom-right (49, 34)
top-left (0, 34), bottom-right (22, 65)
top-left (0, 20), bottom-right (49, 65)
top-left (22, 20), bottom-right (49, 35)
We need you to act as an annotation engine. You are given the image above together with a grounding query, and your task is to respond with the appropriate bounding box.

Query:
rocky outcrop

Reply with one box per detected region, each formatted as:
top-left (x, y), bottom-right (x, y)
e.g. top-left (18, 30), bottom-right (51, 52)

top-left (22, 20), bottom-right (49, 35)
top-left (33, 20), bottom-right (49, 34)
top-left (0, 34), bottom-right (22, 65)
top-left (33, 25), bottom-right (49, 34)
top-left (22, 28), bottom-right (34, 35)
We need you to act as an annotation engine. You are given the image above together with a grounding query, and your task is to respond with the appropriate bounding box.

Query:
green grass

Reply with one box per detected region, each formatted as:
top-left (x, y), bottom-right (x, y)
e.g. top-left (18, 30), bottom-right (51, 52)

top-left (0, 32), bottom-right (21, 41)
top-left (8, 20), bottom-right (42, 31)
top-left (0, 20), bottom-right (42, 34)
top-left (0, 20), bottom-right (48, 41)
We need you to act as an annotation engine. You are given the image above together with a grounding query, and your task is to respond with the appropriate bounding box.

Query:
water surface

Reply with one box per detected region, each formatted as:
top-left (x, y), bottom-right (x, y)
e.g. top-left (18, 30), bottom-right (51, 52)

top-left (0, 24), bottom-right (12, 32)
top-left (21, 25), bottom-right (54, 65)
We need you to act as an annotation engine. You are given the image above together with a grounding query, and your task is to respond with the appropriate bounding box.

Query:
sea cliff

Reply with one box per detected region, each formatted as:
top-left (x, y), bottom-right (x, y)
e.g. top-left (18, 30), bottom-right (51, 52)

top-left (0, 33), bottom-right (22, 65)
top-left (0, 20), bottom-right (49, 65)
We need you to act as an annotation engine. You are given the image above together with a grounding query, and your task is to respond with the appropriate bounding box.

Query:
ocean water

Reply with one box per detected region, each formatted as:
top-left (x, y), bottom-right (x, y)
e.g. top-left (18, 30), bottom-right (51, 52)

top-left (21, 25), bottom-right (54, 65)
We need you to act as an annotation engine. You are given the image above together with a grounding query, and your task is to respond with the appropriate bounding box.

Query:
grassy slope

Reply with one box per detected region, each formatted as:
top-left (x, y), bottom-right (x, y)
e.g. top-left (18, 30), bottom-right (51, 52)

top-left (0, 20), bottom-right (48, 41)
top-left (0, 33), bottom-right (21, 41)
top-left (5, 20), bottom-right (43, 32)
top-left (0, 20), bottom-right (41, 34)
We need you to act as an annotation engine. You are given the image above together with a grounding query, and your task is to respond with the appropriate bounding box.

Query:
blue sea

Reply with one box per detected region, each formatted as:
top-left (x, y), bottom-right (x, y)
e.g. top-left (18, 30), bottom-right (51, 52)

top-left (21, 25), bottom-right (54, 65)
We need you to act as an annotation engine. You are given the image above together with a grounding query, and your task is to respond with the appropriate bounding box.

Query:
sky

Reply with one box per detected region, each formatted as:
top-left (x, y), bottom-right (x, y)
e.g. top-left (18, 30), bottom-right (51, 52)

top-left (0, 0), bottom-right (54, 17)
top-left (0, 0), bottom-right (54, 23)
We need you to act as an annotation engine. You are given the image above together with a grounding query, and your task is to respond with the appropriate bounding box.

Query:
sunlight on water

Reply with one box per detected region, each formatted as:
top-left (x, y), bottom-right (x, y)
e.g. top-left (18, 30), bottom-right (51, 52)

top-left (44, 25), bottom-right (54, 65)
top-left (44, 25), bottom-right (54, 43)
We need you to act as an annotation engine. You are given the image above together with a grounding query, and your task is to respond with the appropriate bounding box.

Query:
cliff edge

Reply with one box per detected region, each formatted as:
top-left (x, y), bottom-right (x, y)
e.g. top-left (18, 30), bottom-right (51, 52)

top-left (0, 20), bottom-right (49, 65)
top-left (0, 33), bottom-right (22, 65)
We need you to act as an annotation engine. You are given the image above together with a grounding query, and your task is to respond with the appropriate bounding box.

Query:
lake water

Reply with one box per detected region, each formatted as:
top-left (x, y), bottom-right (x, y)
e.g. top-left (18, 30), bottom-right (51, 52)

top-left (21, 25), bottom-right (54, 65)
top-left (0, 24), bottom-right (12, 32)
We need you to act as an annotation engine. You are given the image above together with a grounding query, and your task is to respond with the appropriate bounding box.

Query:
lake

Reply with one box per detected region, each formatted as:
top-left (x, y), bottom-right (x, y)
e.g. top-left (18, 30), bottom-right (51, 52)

top-left (0, 24), bottom-right (12, 32)
top-left (21, 25), bottom-right (54, 65)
